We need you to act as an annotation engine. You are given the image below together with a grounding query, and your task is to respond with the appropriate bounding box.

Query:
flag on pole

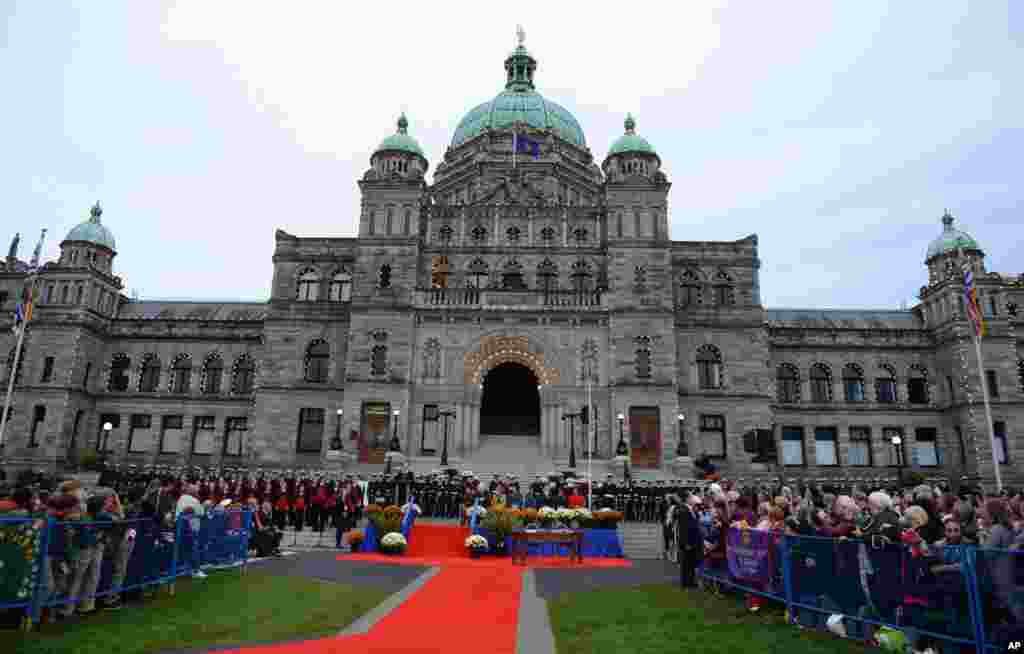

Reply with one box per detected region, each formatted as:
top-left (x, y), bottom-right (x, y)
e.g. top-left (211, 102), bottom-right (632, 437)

top-left (963, 269), bottom-right (986, 337)
top-left (515, 132), bottom-right (541, 160)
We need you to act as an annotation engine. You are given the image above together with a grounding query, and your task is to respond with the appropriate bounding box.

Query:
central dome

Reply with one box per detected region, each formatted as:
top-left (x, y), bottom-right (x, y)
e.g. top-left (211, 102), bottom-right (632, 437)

top-left (450, 40), bottom-right (587, 149)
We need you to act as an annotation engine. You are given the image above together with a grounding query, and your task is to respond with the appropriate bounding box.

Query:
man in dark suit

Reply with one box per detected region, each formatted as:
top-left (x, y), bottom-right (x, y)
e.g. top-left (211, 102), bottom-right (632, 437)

top-left (678, 494), bottom-right (704, 588)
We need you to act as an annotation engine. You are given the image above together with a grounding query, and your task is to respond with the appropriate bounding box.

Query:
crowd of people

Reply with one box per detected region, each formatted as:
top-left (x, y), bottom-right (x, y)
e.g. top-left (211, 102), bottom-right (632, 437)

top-left (664, 476), bottom-right (1024, 649)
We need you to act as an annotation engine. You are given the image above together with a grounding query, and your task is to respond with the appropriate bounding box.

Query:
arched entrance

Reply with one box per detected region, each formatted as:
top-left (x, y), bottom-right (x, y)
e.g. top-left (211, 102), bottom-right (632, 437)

top-left (480, 362), bottom-right (540, 435)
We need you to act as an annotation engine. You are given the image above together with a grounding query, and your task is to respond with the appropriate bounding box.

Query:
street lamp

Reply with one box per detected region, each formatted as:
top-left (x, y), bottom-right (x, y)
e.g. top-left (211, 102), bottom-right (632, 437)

top-left (891, 434), bottom-right (904, 485)
top-left (562, 411), bottom-right (579, 469)
top-left (439, 407), bottom-right (455, 466)
top-left (615, 413), bottom-right (630, 482)
top-left (676, 413), bottom-right (688, 457)
top-left (101, 421), bottom-right (113, 463)
top-left (331, 408), bottom-right (344, 451)
top-left (386, 409), bottom-right (401, 474)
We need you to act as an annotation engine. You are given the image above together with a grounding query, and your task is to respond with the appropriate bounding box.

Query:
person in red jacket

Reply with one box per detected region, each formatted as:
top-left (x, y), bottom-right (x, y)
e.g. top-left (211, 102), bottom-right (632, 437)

top-left (274, 495), bottom-right (290, 531)
top-left (292, 494), bottom-right (306, 531)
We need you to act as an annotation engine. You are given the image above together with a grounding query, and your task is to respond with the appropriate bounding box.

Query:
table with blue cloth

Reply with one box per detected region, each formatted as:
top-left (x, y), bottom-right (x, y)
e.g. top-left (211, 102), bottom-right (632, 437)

top-left (512, 529), bottom-right (583, 564)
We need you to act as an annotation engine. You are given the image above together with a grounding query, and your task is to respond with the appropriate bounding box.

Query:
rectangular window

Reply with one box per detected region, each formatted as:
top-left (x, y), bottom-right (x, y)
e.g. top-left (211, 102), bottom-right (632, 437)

top-left (913, 428), bottom-right (939, 467)
top-left (191, 416), bottom-right (216, 455)
top-left (29, 405), bottom-right (45, 447)
top-left (877, 378), bottom-right (897, 403)
top-left (44, 284), bottom-right (54, 303)
top-left (907, 378), bottom-right (929, 404)
top-left (946, 376), bottom-right (955, 404)
top-left (994, 421), bottom-right (1008, 464)
top-left (955, 425), bottom-right (966, 466)
top-left (844, 377), bottom-right (865, 402)
top-left (160, 415), bottom-right (184, 454)
top-left (128, 414), bottom-right (153, 453)
top-left (883, 427), bottom-right (905, 466)
top-left (986, 370), bottom-right (999, 398)
top-left (848, 426), bottom-right (872, 466)
top-left (814, 427), bottom-right (838, 466)
top-left (83, 362), bottom-right (92, 389)
top-left (41, 356), bottom-right (54, 383)
top-left (224, 417), bottom-right (247, 457)
top-left (420, 404), bottom-right (439, 455)
top-left (781, 427), bottom-right (805, 466)
top-left (297, 408), bottom-right (325, 453)
top-left (698, 414), bottom-right (726, 458)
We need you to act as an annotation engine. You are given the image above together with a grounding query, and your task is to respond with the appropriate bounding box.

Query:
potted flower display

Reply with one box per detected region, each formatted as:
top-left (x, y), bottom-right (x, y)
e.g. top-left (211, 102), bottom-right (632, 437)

top-left (345, 529), bottom-right (365, 550)
top-left (537, 506), bottom-right (557, 528)
top-left (379, 532), bottom-right (407, 555)
top-left (465, 534), bottom-right (488, 558)
top-left (593, 509), bottom-right (624, 529)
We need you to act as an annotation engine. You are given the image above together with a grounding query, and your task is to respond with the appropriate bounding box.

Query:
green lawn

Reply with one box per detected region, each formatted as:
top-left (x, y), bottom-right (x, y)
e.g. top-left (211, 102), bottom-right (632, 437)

top-left (10, 569), bottom-right (390, 654)
top-left (548, 584), bottom-right (865, 654)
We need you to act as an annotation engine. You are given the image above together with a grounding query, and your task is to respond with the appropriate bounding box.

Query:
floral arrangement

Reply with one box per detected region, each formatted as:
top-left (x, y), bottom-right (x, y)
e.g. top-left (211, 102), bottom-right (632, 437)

top-left (465, 534), bottom-right (488, 552)
top-left (379, 531), bottom-right (407, 554)
top-left (481, 507), bottom-right (523, 545)
top-left (0, 518), bottom-right (43, 602)
top-left (345, 529), bottom-right (365, 549)
top-left (370, 506), bottom-right (404, 535)
top-left (537, 507), bottom-right (557, 525)
top-left (521, 508), bottom-right (539, 524)
top-left (365, 503), bottom-right (382, 515)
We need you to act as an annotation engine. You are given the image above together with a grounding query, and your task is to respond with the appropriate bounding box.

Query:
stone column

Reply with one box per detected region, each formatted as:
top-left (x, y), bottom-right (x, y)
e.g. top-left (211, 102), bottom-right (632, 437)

top-left (470, 405), bottom-right (480, 451)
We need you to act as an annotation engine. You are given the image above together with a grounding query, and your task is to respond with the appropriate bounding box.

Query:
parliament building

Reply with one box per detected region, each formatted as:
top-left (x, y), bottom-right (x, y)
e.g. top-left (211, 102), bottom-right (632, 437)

top-left (2, 38), bottom-right (1023, 486)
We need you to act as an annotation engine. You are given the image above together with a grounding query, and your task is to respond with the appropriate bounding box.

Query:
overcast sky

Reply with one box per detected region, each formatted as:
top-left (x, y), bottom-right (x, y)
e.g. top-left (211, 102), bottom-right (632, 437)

top-left (2, 2), bottom-right (1021, 309)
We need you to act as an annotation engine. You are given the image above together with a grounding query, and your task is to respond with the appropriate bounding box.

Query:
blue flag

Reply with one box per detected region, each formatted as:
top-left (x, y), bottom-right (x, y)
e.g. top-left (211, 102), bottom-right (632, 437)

top-left (515, 132), bottom-right (541, 159)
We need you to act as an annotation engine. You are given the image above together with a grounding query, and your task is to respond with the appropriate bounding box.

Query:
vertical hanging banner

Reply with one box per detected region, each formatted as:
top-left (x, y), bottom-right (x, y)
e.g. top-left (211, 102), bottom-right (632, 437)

top-left (726, 527), bottom-right (773, 584)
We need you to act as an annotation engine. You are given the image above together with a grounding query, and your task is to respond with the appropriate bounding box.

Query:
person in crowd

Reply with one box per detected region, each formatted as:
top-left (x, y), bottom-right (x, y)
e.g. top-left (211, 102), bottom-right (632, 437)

top-left (60, 494), bottom-right (116, 617)
top-left (175, 483), bottom-right (206, 579)
top-left (678, 494), bottom-right (703, 588)
top-left (663, 494), bottom-right (681, 562)
top-left (98, 490), bottom-right (134, 610)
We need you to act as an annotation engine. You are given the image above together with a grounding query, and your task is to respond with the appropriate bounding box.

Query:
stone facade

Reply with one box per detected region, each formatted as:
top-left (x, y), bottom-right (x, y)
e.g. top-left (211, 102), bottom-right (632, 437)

top-left (2, 42), bottom-right (1023, 487)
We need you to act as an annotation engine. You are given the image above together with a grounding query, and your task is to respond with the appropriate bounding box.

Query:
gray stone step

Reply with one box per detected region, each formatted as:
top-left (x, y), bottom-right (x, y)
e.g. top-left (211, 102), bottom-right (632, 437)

top-left (620, 524), bottom-right (666, 560)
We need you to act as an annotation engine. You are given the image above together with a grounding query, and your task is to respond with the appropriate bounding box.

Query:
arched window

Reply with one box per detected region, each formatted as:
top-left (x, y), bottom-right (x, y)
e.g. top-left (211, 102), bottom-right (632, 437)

top-left (138, 354), bottom-right (161, 392)
top-left (371, 345), bottom-right (388, 377)
top-left (696, 345), bottom-right (723, 389)
top-left (876, 364), bottom-right (897, 403)
top-left (842, 363), bottom-right (865, 402)
top-left (107, 353), bottom-right (130, 392)
top-left (232, 355), bottom-right (256, 394)
top-left (570, 260), bottom-right (592, 293)
top-left (470, 225), bottom-right (488, 242)
top-left (907, 365), bottom-right (929, 404)
top-left (713, 270), bottom-right (735, 306)
top-left (438, 225), bottom-right (454, 244)
top-left (468, 258), bottom-right (489, 289)
top-left (776, 364), bottom-right (800, 403)
top-left (75, 284), bottom-right (84, 304)
top-left (329, 271), bottom-right (352, 302)
top-left (378, 264), bottom-right (392, 289)
top-left (809, 363), bottom-right (832, 402)
top-left (1018, 358), bottom-right (1024, 393)
top-left (297, 269), bottom-right (320, 301)
top-left (169, 354), bottom-right (192, 394)
top-left (201, 354), bottom-right (223, 395)
top-left (679, 270), bottom-right (702, 307)
top-left (304, 340), bottom-right (329, 383)
top-left (385, 208), bottom-right (394, 235)
top-left (616, 213), bottom-right (623, 238)
top-left (502, 259), bottom-right (525, 290)
top-left (572, 227), bottom-right (588, 244)
top-left (431, 256), bottom-right (450, 289)
top-left (61, 285), bottom-right (69, 304)
top-left (404, 209), bottom-right (412, 235)
top-left (540, 226), bottom-right (555, 243)
top-left (537, 259), bottom-right (558, 293)
top-left (506, 226), bottom-right (521, 243)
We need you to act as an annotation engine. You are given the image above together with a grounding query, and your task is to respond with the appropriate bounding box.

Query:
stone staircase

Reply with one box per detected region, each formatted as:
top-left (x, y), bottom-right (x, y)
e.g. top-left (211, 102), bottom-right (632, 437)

top-left (619, 523), bottom-right (665, 560)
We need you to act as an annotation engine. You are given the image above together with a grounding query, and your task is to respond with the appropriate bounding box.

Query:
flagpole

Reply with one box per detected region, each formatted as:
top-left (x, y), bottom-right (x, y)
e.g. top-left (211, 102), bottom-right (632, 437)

top-left (1, 228), bottom-right (46, 453)
top-left (587, 372), bottom-right (593, 511)
top-left (971, 327), bottom-right (1002, 493)
top-left (0, 318), bottom-right (27, 450)
top-left (512, 128), bottom-right (517, 170)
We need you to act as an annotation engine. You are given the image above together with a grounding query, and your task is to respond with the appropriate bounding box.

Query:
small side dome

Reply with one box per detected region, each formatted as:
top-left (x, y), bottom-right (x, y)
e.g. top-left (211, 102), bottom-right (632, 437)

top-left (64, 202), bottom-right (116, 251)
top-left (374, 113), bottom-right (428, 162)
top-left (607, 114), bottom-right (658, 159)
top-left (925, 210), bottom-right (981, 261)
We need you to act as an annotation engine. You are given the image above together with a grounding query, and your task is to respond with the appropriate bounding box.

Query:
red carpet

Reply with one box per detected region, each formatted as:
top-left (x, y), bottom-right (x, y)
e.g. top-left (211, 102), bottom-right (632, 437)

top-left (225, 524), bottom-right (627, 654)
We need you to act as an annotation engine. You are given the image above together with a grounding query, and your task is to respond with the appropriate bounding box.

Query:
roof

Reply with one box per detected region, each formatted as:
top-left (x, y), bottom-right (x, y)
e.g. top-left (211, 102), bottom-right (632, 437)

top-left (765, 308), bottom-right (924, 330)
top-left (607, 114), bottom-right (657, 158)
top-left (375, 113), bottom-right (427, 160)
top-left (117, 301), bottom-right (267, 321)
top-left (925, 211), bottom-right (980, 260)
top-left (64, 202), bottom-right (116, 251)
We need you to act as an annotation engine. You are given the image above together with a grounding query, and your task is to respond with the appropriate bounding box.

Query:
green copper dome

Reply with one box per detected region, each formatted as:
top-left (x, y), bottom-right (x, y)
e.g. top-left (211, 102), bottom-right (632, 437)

top-left (450, 38), bottom-right (587, 149)
top-left (64, 202), bottom-right (116, 251)
top-left (607, 114), bottom-right (657, 157)
top-left (375, 113), bottom-right (427, 160)
top-left (926, 211), bottom-right (981, 260)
